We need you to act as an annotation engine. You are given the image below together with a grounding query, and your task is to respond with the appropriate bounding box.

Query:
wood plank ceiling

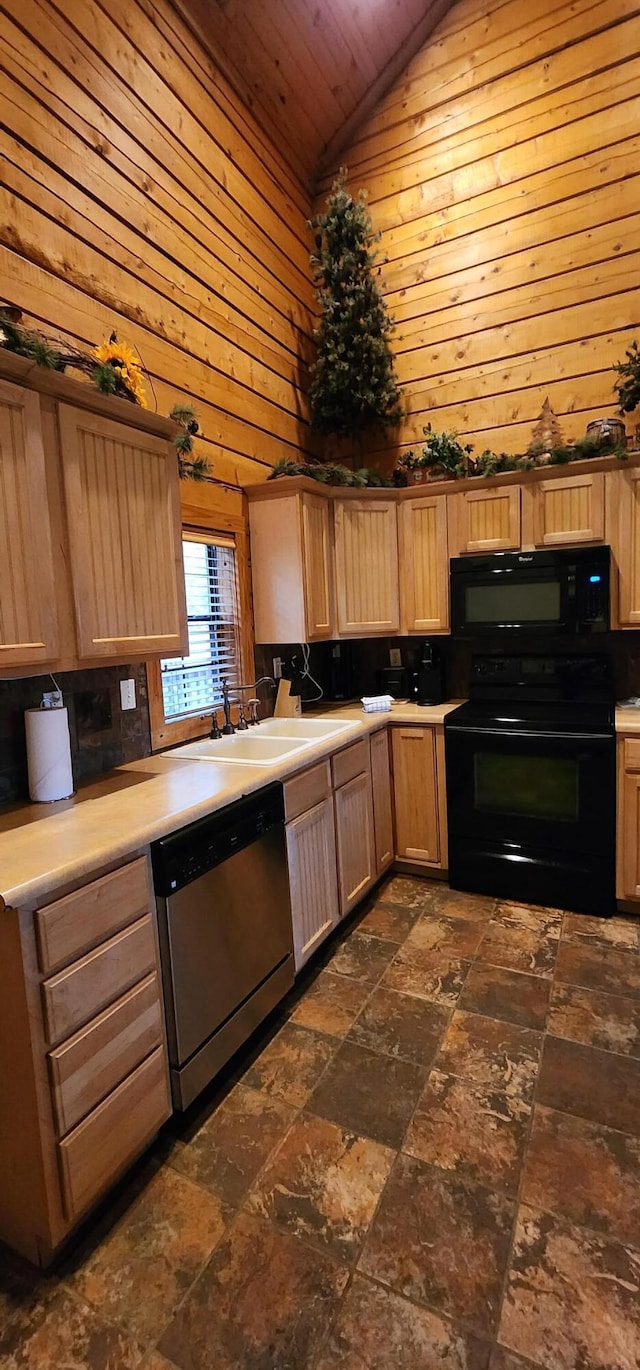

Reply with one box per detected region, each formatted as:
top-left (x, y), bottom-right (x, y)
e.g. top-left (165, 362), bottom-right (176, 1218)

top-left (174, 0), bottom-right (458, 190)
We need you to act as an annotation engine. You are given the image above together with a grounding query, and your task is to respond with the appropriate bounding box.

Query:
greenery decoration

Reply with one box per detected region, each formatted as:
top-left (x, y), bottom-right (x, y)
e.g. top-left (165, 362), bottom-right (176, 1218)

top-left (614, 339), bottom-right (640, 415)
top-left (92, 333), bottom-right (148, 406)
top-left (268, 457), bottom-right (392, 488)
top-left (0, 306), bottom-right (70, 370)
top-left (169, 403), bottom-right (211, 481)
top-left (397, 426), bottom-right (474, 480)
top-left (308, 169), bottom-right (402, 438)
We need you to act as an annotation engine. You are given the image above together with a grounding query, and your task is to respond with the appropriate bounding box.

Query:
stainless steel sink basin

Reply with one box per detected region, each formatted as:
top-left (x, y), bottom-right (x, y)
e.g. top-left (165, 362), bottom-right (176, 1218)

top-left (255, 718), bottom-right (357, 741)
top-left (163, 734), bottom-right (314, 766)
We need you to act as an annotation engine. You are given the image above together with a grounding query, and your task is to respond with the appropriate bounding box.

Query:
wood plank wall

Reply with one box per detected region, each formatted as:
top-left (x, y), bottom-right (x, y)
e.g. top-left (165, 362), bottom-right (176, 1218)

top-left (0, 0), bottom-right (315, 490)
top-left (321, 0), bottom-right (640, 469)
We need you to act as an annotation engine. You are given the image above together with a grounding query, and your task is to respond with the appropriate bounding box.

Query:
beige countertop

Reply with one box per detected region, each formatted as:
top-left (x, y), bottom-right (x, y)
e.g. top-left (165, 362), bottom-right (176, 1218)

top-left (1, 695), bottom-right (630, 910)
top-left (615, 707), bottom-right (640, 735)
top-left (0, 701), bottom-right (461, 911)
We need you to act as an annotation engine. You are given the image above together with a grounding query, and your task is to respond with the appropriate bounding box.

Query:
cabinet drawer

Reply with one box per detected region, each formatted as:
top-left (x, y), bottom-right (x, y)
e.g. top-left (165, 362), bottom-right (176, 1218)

top-left (36, 857), bottom-right (151, 974)
top-left (58, 1046), bottom-right (170, 1222)
top-left (284, 760), bottom-right (331, 822)
top-left (48, 973), bottom-right (164, 1136)
top-left (42, 914), bottom-right (157, 1047)
top-left (623, 738), bottom-right (640, 773)
top-left (332, 738), bottom-right (369, 789)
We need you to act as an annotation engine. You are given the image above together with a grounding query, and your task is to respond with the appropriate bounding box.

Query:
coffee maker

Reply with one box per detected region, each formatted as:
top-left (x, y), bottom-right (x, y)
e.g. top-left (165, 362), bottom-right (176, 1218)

top-left (411, 639), bottom-right (445, 705)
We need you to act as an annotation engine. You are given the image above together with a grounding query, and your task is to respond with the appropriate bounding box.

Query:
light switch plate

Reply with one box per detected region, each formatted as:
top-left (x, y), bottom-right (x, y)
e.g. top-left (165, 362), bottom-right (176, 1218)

top-left (120, 678), bottom-right (137, 711)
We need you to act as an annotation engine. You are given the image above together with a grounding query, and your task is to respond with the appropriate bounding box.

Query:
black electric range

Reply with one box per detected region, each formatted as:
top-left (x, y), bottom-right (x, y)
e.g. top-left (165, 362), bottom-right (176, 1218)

top-left (444, 654), bottom-right (616, 916)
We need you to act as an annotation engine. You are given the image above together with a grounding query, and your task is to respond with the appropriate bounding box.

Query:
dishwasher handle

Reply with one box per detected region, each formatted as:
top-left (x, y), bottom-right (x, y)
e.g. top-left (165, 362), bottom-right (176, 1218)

top-left (151, 782), bottom-right (284, 896)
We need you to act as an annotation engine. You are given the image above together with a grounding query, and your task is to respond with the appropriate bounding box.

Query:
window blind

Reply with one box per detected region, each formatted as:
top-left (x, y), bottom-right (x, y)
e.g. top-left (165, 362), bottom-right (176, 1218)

top-left (160, 534), bottom-right (241, 721)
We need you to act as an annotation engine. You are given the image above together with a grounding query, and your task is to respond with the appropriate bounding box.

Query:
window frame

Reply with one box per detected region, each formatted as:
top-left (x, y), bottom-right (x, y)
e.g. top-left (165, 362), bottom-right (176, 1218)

top-left (147, 501), bottom-right (254, 752)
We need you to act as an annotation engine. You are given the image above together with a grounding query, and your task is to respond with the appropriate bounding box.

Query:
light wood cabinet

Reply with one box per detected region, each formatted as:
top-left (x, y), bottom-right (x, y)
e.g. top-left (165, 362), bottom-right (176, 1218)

top-left (0, 356), bottom-right (188, 677)
top-left (617, 736), bottom-right (640, 901)
top-left (59, 406), bottom-right (187, 661)
top-left (249, 489), bottom-right (334, 644)
top-left (370, 728), bottom-right (394, 875)
top-left (0, 379), bottom-right (58, 670)
top-left (0, 855), bottom-right (170, 1265)
top-left (391, 726), bottom-right (442, 866)
top-left (334, 497), bottom-right (400, 635)
top-left (399, 495), bottom-right (448, 633)
top-left (458, 485), bottom-right (521, 552)
top-left (286, 796), bottom-right (340, 970)
top-left (534, 472), bottom-right (604, 546)
top-left (614, 467), bottom-right (640, 626)
top-left (334, 769), bottom-right (376, 915)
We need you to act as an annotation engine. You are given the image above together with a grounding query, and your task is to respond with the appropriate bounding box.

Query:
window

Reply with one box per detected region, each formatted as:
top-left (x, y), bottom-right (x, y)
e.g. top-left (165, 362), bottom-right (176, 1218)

top-left (160, 534), bottom-right (241, 722)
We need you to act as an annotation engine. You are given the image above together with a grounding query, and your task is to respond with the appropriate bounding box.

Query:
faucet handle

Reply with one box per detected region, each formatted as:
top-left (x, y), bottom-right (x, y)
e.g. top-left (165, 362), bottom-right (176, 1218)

top-left (247, 698), bottom-right (260, 725)
top-left (237, 702), bottom-right (249, 731)
top-left (210, 710), bottom-right (222, 739)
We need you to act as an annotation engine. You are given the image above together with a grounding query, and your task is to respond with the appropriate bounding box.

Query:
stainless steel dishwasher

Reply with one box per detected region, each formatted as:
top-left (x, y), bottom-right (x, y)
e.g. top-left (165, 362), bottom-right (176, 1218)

top-left (151, 783), bottom-right (293, 1109)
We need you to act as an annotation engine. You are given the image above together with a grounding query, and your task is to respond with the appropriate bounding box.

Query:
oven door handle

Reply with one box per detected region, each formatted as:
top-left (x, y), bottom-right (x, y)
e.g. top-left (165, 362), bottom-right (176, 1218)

top-left (445, 725), bottom-right (614, 743)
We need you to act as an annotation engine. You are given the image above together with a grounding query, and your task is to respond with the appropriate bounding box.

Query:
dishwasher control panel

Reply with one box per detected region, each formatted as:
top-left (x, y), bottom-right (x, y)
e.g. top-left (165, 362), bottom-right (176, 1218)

top-left (151, 782), bottom-right (285, 896)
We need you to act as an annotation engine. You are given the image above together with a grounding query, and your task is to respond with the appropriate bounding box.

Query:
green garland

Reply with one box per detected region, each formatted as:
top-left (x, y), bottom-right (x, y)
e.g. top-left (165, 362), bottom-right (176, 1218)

top-left (169, 404), bottom-right (211, 481)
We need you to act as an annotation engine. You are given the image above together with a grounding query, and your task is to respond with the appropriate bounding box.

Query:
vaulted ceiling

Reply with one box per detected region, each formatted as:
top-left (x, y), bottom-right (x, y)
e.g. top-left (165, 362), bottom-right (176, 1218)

top-left (175, 0), bottom-right (458, 190)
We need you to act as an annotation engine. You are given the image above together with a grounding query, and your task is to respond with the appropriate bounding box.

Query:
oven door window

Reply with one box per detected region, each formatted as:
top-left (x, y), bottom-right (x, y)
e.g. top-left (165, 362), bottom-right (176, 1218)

top-left (464, 577), bottom-right (562, 626)
top-left (474, 752), bottom-right (578, 823)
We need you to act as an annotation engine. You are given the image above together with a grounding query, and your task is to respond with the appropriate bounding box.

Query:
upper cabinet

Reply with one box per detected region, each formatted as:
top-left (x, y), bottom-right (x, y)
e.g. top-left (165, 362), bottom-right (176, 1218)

top-left (610, 467), bottom-right (640, 627)
top-left (0, 380), bottom-right (58, 670)
top-left (399, 495), bottom-right (448, 633)
top-left (334, 498), bottom-right (400, 635)
top-left (533, 472), bottom-right (605, 547)
top-left (59, 407), bottom-right (187, 661)
top-left (457, 486), bottom-right (521, 553)
top-left (249, 489), bottom-right (334, 645)
top-left (0, 357), bottom-right (187, 677)
top-left (246, 457), bottom-right (640, 643)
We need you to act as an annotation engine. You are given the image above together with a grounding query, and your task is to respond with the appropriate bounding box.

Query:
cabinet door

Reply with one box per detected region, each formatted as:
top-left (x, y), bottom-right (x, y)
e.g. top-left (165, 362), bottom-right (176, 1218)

top-left (618, 769), bottom-right (640, 900)
top-left (286, 797), bottom-right (339, 970)
top-left (334, 499), bottom-right (400, 634)
top-left (334, 772), bottom-right (375, 915)
top-left (59, 406), bottom-right (187, 660)
top-left (391, 727), bottom-right (440, 864)
top-left (615, 468), bottom-right (640, 626)
top-left (370, 729), bottom-right (394, 875)
top-left (0, 380), bottom-right (58, 669)
top-left (534, 473), bottom-right (604, 546)
top-left (400, 496), bottom-right (448, 632)
top-left (460, 487), bottom-right (520, 552)
top-left (301, 493), bottom-right (334, 640)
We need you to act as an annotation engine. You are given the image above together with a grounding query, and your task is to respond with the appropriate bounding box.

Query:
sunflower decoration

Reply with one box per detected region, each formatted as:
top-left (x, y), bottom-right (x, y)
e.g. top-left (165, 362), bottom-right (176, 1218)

top-left (92, 332), bottom-right (148, 407)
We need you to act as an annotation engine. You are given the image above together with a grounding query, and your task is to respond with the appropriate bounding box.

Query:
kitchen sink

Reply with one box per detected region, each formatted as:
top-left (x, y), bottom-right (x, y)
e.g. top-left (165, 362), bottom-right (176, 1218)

top-left (255, 718), bottom-right (357, 740)
top-left (163, 734), bottom-right (315, 766)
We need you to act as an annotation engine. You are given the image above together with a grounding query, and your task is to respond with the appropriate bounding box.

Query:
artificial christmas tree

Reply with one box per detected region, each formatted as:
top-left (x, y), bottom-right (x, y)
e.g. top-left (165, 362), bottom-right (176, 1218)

top-left (308, 169), bottom-right (402, 442)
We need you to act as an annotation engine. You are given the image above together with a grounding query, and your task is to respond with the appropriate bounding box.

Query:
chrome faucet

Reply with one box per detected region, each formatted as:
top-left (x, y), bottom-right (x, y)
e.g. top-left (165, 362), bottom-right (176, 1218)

top-left (211, 678), bottom-right (274, 737)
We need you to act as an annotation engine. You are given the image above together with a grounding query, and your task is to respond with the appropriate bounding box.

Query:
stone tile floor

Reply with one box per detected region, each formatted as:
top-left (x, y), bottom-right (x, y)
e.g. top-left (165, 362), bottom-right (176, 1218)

top-left (2, 875), bottom-right (640, 1369)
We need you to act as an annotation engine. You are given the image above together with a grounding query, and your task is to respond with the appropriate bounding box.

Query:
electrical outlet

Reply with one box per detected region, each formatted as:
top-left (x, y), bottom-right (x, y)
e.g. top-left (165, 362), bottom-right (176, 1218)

top-left (389, 648), bottom-right (402, 668)
top-left (120, 678), bottom-right (137, 711)
top-left (273, 656), bottom-right (283, 680)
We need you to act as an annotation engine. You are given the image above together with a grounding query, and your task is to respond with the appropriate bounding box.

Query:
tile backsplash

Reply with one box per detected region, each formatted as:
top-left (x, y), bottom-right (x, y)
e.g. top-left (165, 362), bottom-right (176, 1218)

top-left (0, 664), bottom-right (151, 807)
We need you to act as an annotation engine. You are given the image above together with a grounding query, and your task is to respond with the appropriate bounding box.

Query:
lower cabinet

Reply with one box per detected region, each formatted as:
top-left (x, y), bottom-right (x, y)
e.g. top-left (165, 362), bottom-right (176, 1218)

top-left (286, 796), bottom-right (340, 971)
top-left (334, 770), bottom-right (376, 915)
top-left (391, 726), bottom-right (444, 866)
top-left (0, 855), bottom-right (171, 1266)
top-left (370, 728), bottom-right (394, 874)
top-left (617, 735), bottom-right (640, 900)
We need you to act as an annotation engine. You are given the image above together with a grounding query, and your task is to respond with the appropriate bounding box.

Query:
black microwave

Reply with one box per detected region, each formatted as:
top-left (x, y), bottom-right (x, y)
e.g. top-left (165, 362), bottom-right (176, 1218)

top-left (450, 546), bottom-right (610, 637)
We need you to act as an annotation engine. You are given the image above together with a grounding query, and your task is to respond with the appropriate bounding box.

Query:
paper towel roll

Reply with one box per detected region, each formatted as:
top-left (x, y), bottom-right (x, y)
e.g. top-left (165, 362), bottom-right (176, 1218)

top-left (25, 707), bottom-right (74, 803)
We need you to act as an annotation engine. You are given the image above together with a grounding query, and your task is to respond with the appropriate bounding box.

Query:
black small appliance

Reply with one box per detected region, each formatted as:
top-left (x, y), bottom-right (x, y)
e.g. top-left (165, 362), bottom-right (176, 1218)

top-left (450, 545), bottom-right (610, 638)
top-left (377, 666), bottom-right (408, 699)
top-left (445, 653), bottom-right (616, 916)
top-left (411, 639), bottom-right (445, 705)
